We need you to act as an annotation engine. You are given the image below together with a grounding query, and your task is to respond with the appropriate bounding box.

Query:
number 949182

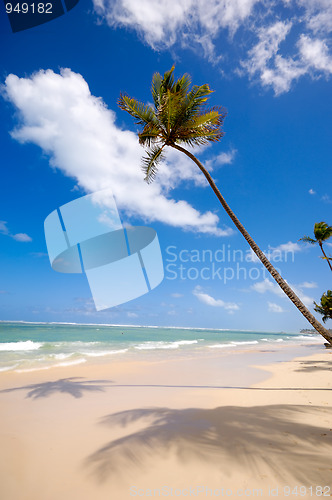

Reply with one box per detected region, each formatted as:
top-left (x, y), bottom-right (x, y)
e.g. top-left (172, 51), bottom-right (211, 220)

top-left (6, 2), bottom-right (53, 14)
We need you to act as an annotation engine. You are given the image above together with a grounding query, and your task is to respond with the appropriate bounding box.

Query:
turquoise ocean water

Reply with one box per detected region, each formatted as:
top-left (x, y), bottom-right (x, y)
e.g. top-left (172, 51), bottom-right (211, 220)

top-left (0, 321), bottom-right (321, 373)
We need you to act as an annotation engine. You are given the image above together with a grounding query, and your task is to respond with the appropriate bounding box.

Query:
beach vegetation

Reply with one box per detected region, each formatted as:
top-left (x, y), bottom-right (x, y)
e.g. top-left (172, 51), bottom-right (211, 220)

top-left (314, 290), bottom-right (332, 323)
top-left (118, 66), bottom-right (332, 345)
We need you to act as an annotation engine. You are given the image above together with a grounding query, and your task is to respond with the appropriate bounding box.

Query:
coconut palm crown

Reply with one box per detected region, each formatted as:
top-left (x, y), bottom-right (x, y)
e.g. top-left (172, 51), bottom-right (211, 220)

top-left (300, 222), bottom-right (332, 272)
top-left (118, 66), bottom-right (226, 182)
top-left (118, 67), bottom-right (332, 346)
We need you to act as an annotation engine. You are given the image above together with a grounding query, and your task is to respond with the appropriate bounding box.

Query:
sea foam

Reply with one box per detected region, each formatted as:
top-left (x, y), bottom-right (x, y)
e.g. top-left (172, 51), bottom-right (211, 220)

top-left (0, 340), bottom-right (42, 351)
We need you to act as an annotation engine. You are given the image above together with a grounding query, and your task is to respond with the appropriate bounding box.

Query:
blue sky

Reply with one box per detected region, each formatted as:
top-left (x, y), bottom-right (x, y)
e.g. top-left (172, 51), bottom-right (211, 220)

top-left (0, 0), bottom-right (331, 331)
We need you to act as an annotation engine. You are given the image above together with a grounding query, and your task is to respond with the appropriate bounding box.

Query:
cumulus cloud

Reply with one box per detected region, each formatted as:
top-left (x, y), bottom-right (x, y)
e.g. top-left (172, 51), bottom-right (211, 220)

top-left (251, 278), bottom-right (285, 297)
top-left (242, 21), bottom-right (332, 94)
top-left (246, 241), bottom-right (302, 263)
top-left (2, 69), bottom-right (233, 236)
top-left (267, 241), bottom-right (302, 261)
top-left (241, 21), bottom-right (307, 95)
top-left (268, 301), bottom-right (285, 313)
top-left (297, 281), bottom-right (318, 289)
top-left (0, 220), bottom-right (32, 242)
top-left (298, 0), bottom-right (332, 34)
top-left (193, 285), bottom-right (240, 312)
top-left (11, 233), bottom-right (33, 242)
top-left (92, 0), bottom-right (332, 95)
top-left (93, 0), bottom-right (260, 50)
top-left (251, 278), bottom-right (314, 308)
top-left (298, 35), bottom-right (332, 72)
top-left (205, 148), bottom-right (237, 171)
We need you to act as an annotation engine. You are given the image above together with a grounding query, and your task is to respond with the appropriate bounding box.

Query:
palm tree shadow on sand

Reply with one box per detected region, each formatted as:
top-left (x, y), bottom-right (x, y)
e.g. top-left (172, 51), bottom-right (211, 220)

top-left (0, 377), bottom-right (113, 399)
top-left (85, 405), bottom-right (332, 485)
top-left (295, 359), bottom-right (332, 373)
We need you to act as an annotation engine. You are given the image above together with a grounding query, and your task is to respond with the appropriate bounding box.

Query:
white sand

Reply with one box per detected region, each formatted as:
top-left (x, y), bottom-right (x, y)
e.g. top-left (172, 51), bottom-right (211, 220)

top-left (0, 346), bottom-right (331, 500)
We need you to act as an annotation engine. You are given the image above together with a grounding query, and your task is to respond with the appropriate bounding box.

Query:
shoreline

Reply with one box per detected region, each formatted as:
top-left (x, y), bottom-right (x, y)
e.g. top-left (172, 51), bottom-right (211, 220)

top-left (0, 340), bottom-right (326, 390)
top-left (0, 342), bottom-right (331, 499)
top-left (0, 321), bottom-right (325, 374)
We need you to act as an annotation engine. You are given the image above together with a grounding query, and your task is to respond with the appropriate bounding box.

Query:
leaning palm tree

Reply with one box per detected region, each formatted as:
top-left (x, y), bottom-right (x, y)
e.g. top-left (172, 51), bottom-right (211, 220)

top-left (300, 222), bottom-right (332, 273)
top-left (118, 66), bottom-right (332, 345)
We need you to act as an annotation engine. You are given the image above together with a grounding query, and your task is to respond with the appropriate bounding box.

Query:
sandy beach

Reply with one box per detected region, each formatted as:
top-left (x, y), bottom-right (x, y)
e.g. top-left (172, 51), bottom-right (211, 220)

top-left (0, 344), bottom-right (331, 500)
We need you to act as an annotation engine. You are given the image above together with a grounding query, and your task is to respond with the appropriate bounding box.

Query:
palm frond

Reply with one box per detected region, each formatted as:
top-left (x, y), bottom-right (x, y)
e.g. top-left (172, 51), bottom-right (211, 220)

top-left (118, 94), bottom-right (156, 126)
top-left (151, 72), bottom-right (163, 109)
top-left (141, 145), bottom-right (166, 183)
top-left (174, 73), bottom-right (191, 96)
top-left (174, 127), bottom-right (223, 148)
top-left (192, 107), bottom-right (227, 127)
top-left (167, 85), bottom-right (218, 134)
top-left (138, 122), bottom-right (161, 147)
top-left (160, 66), bottom-right (175, 93)
top-left (182, 84), bottom-right (214, 116)
top-left (299, 236), bottom-right (316, 244)
top-left (158, 89), bottom-right (185, 134)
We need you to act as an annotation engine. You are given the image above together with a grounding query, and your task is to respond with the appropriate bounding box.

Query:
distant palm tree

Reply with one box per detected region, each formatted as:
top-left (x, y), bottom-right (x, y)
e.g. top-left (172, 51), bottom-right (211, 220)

top-left (300, 222), bottom-right (332, 272)
top-left (314, 290), bottom-right (332, 323)
top-left (118, 66), bottom-right (332, 345)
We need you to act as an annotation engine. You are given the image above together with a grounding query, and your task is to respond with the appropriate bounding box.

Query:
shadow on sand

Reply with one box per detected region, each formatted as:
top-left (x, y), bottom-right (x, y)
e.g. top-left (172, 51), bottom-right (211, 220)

top-left (0, 377), bottom-right (113, 399)
top-left (85, 404), bottom-right (332, 485)
top-left (2, 379), bottom-right (331, 399)
top-left (295, 359), bottom-right (332, 373)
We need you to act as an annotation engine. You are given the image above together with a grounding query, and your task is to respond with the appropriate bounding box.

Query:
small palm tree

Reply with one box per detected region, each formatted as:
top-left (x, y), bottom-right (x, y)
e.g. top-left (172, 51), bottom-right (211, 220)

top-left (314, 290), bottom-right (332, 323)
top-left (300, 222), bottom-right (332, 272)
top-left (118, 66), bottom-right (332, 345)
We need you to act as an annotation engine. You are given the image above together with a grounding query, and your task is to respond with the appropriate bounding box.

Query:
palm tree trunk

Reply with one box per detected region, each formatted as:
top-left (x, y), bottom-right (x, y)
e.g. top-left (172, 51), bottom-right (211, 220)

top-left (172, 143), bottom-right (332, 345)
top-left (319, 242), bottom-right (332, 272)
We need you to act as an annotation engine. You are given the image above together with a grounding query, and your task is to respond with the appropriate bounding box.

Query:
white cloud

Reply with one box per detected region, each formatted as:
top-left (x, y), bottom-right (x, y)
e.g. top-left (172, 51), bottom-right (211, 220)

top-left (267, 241), bottom-right (302, 260)
top-left (298, 281), bottom-right (318, 289)
top-left (322, 194), bottom-right (332, 204)
top-left (205, 148), bottom-right (237, 171)
top-left (309, 188), bottom-right (316, 195)
top-left (93, 0), bottom-right (260, 49)
top-left (244, 21), bottom-right (292, 74)
top-left (0, 221), bottom-right (9, 235)
top-left (251, 278), bottom-right (284, 297)
top-left (298, 34), bottom-right (332, 72)
top-left (246, 241), bottom-right (301, 263)
top-left (242, 22), bottom-right (332, 95)
top-left (268, 302), bottom-right (285, 313)
top-left (298, 0), bottom-right (332, 34)
top-left (2, 69), bottom-right (233, 236)
top-left (273, 242), bottom-right (302, 253)
top-left (0, 220), bottom-right (32, 242)
top-left (251, 278), bottom-right (314, 308)
top-left (93, 0), bottom-right (332, 95)
top-left (11, 233), bottom-right (32, 242)
top-left (241, 21), bottom-right (308, 95)
top-left (193, 285), bottom-right (240, 312)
